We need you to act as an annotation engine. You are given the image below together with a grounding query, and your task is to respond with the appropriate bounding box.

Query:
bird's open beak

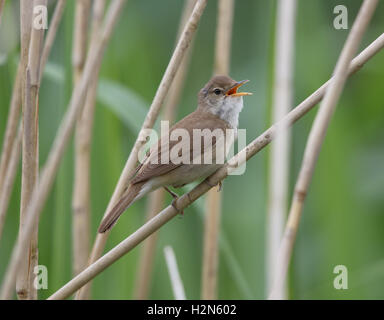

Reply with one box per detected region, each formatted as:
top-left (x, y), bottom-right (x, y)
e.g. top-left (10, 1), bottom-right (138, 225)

top-left (225, 80), bottom-right (252, 97)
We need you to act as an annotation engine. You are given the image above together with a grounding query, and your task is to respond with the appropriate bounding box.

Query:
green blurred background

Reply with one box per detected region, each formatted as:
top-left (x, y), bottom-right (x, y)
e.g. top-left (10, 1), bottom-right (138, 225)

top-left (0, 0), bottom-right (384, 299)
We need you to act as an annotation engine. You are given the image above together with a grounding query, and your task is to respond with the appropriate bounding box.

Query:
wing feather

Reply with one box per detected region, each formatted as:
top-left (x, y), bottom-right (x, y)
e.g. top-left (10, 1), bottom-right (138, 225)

top-left (131, 111), bottom-right (231, 184)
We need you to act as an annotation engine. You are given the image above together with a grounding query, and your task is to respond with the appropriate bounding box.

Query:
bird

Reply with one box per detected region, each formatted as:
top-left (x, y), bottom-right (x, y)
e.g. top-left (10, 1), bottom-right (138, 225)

top-left (98, 75), bottom-right (252, 233)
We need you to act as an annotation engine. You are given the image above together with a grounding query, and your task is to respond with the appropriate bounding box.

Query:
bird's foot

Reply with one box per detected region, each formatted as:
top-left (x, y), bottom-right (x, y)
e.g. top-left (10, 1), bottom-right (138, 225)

top-left (164, 187), bottom-right (184, 215)
top-left (171, 199), bottom-right (184, 216)
top-left (204, 179), bottom-right (222, 192)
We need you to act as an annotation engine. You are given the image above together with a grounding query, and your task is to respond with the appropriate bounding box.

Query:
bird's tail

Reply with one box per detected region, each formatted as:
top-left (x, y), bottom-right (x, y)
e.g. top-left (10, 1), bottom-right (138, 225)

top-left (98, 182), bottom-right (145, 233)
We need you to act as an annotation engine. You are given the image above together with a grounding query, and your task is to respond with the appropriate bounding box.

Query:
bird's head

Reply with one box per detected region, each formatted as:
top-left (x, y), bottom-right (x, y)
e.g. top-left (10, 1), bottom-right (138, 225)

top-left (198, 75), bottom-right (252, 120)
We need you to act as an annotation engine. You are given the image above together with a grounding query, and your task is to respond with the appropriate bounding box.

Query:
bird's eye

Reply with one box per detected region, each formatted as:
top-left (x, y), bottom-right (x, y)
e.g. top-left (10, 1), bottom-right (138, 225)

top-left (213, 88), bottom-right (222, 95)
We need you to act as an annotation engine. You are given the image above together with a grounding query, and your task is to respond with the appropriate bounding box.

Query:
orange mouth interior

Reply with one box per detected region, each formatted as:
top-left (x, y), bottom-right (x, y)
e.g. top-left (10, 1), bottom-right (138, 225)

top-left (225, 80), bottom-right (252, 97)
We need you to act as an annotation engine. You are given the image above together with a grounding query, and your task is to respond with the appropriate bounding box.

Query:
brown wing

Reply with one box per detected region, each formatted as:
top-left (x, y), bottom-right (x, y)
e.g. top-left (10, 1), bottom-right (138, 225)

top-left (131, 110), bottom-right (231, 184)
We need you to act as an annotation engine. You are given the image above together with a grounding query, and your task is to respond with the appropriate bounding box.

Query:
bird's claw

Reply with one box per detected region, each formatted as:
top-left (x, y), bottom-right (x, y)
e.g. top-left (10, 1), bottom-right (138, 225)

top-left (205, 179), bottom-right (222, 192)
top-left (171, 198), bottom-right (184, 216)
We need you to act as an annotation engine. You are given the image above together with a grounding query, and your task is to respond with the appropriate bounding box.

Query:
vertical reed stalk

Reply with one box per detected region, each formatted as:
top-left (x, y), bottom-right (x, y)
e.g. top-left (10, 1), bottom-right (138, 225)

top-left (266, 0), bottom-right (296, 300)
top-left (0, 0), bottom-right (67, 245)
top-left (133, 189), bottom-right (165, 299)
top-left (73, 0), bottom-right (106, 300)
top-left (81, 0), bottom-right (207, 298)
top-left (0, 1), bottom-right (31, 248)
top-left (72, 0), bottom-right (91, 279)
top-left (133, 0), bottom-right (196, 300)
top-left (0, 0), bottom-right (32, 210)
top-left (72, 0), bottom-right (90, 83)
top-left (17, 0), bottom-right (47, 300)
top-left (201, 0), bottom-right (234, 300)
top-left (19, 0), bottom-right (33, 105)
top-left (213, 0), bottom-right (233, 75)
top-left (15, 0), bottom-right (34, 300)
top-left (268, 0), bottom-right (378, 300)
top-left (0, 0), bottom-right (127, 300)
top-left (162, 0), bottom-right (197, 124)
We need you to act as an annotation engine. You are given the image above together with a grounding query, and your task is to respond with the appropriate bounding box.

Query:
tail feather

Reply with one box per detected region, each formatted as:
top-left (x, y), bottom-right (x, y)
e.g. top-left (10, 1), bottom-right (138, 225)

top-left (98, 182), bottom-right (145, 233)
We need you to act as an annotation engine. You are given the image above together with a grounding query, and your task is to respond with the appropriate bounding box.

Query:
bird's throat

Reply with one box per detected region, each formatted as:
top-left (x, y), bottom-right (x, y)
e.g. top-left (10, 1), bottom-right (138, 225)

top-left (210, 97), bottom-right (244, 128)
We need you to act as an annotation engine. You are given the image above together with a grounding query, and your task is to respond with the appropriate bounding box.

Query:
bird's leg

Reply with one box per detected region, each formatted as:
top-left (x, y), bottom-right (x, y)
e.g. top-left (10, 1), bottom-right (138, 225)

top-left (164, 186), bottom-right (179, 199)
top-left (164, 186), bottom-right (184, 215)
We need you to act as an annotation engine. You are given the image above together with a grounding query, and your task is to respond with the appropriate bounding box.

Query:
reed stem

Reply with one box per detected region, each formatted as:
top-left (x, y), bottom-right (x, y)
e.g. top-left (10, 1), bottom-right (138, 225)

top-left (266, 0), bottom-right (296, 300)
top-left (0, 0), bottom-right (127, 300)
top-left (17, 0), bottom-right (47, 300)
top-left (72, 0), bottom-right (91, 279)
top-left (47, 32), bottom-right (384, 299)
top-left (268, 0), bottom-right (378, 300)
top-left (202, 0), bottom-right (234, 300)
top-left (82, 0), bottom-right (208, 297)
top-left (132, 0), bottom-right (197, 300)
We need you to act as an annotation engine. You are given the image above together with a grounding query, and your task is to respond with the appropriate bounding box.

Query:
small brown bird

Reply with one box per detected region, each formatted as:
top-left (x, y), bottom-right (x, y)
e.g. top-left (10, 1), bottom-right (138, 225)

top-left (98, 75), bottom-right (251, 233)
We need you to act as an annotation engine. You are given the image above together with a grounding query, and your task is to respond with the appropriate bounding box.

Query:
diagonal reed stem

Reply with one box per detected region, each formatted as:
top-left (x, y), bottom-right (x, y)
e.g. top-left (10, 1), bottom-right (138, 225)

top-left (133, 189), bottom-right (165, 299)
top-left (80, 0), bottom-right (208, 298)
top-left (0, 0), bottom-right (127, 300)
top-left (0, 0), bottom-right (67, 246)
top-left (0, 124), bottom-right (22, 241)
top-left (39, 0), bottom-right (67, 83)
top-left (268, 0), bottom-right (378, 300)
top-left (0, 64), bottom-right (23, 203)
top-left (48, 32), bottom-right (384, 300)
top-left (0, 0), bottom-right (32, 216)
top-left (132, 0), bottom-right (196, 301)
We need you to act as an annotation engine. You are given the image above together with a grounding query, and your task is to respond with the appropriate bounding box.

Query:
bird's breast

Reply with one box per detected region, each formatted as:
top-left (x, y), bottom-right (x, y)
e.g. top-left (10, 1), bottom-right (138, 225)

top-left (215, 97), bottom-right (244, 129)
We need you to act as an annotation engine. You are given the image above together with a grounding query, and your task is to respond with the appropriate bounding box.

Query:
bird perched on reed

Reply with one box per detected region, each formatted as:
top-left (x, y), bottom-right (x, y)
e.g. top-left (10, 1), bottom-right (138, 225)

top-left (98, 75), bottom-right (251, 233)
